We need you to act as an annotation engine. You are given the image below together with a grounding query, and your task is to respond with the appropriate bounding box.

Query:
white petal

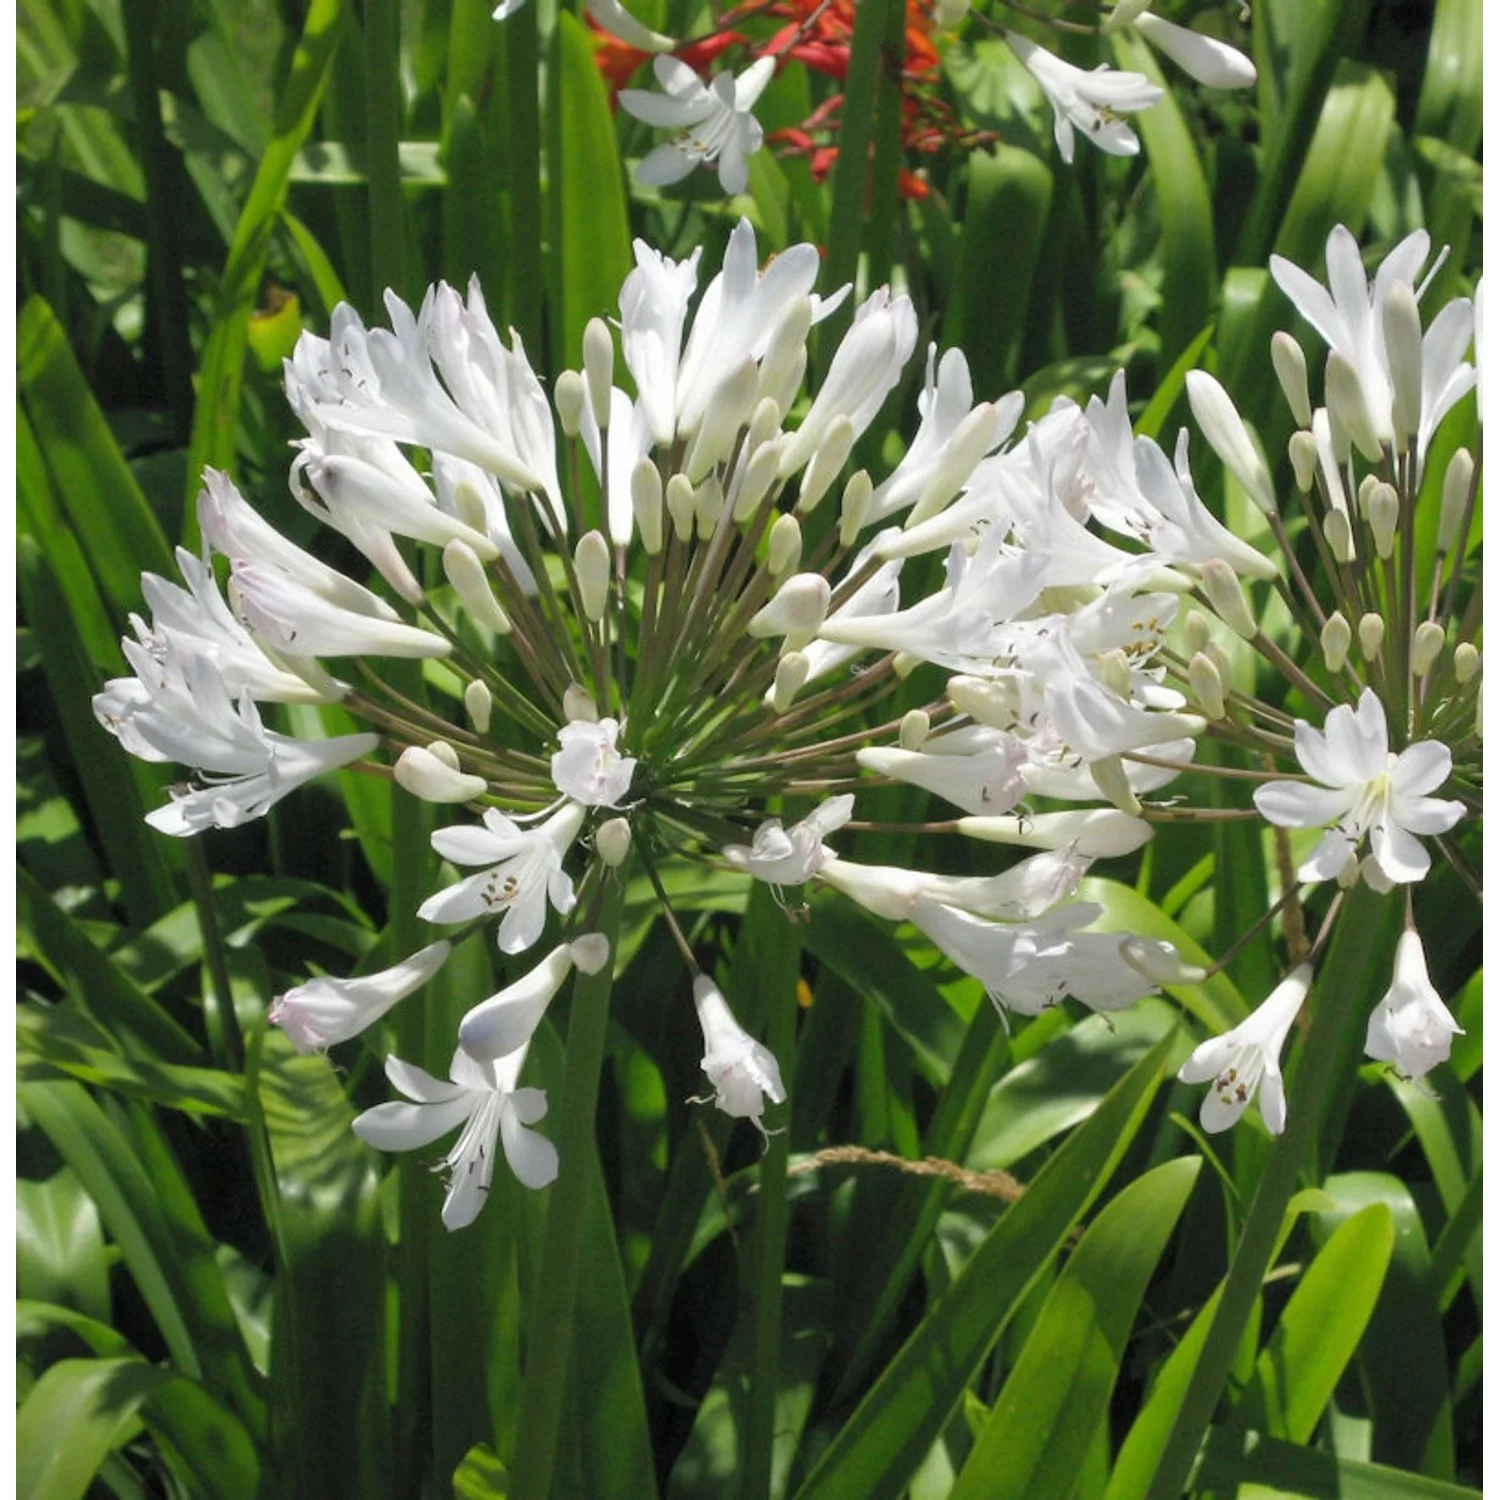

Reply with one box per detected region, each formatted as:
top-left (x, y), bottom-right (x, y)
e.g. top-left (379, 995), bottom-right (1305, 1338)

top-left (500, 1109), bottom-right (560, 1188)
top-left (1253, 780), bottom-right (1356, 828)
top-left (1370, 819), bottom-right (1430, 884)
top-left (352, 1095), bottom-right (475, 1152)
top-left (1389, 739), bottom-right (1452, 798)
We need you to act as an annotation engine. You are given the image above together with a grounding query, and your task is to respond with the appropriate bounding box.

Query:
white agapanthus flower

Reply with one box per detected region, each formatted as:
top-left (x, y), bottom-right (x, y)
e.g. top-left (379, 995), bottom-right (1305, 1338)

top-left (352, 1045), bottom-right (559, 1229)
top-left (458, 935), bottom-right (611, 1062)
top-left (270, 941), bottom-right (452, 1054)
top-left (724, 794), bottom-right (855, 886)
top-left (620, 56), bottom-right (776, 197)
top-left (1253, 689), bottom-right (1464, 885)
top-left (1004, 31), bottom-right (1163, 163)
top-left (692, 976), bottom-right (786, 1136)
top-left (1128, 12), bottom-right (1256, 90)
top-left (551, 718), bottom-right (637, 807)
top-left (1178, 967), bottom-right (1312, 1133)
top-left (1364, 928), bottom-right (1463, 1082)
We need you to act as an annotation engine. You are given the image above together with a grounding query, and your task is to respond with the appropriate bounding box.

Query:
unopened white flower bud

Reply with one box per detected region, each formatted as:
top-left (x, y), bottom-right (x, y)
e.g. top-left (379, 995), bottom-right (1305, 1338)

top-left (554, 370), bottom-right (586, 437)
top-left (908, 404), bottom-right (1003, 527)
top-left (443, 540), bottom-right (512, 635)
top-left (768, 514), bottom-right (802, 578)
top-left (1186, 370), bottom-right (1276, 516)
top-left (1321, 612), bottom-right (1351, 674)
top-left (1324, 508), bottom-right (1355, 564)
top-left (797, 415), bottom-right (857, 515)
top-left (1203, 643), bottom-right (1232, 685)
top-left (1184, 609), bottom-right (1212, 654)
top-left (1326, 399), bottom-right (1352, 465)
top-left (694, 475), bottom-right (724, 541)
top-left (427, 739), bottom-right (461, 771)
top-left (569, 933), bottom-right (612, 975)
top-left (1288, 431), bottom-right (1319, 492)
top-left (582, 318), bottom-right (614, 429)
top-left (1271, 332), bottom-right (1312, 428)
top-left (1325, 350), bottom-right (1383, 462)
top-left (1383, 280), bottom-right (1424, 449)
top-left (395, 745), bottom-right (487, 804)
top-left (757, 297), bottom-right (812, 412)
top-left (574, 531), bottom-right (610, 621)
top-left (1189, 652), bottom-right (1226, 719)
top-left (839, 469), bottom-right (873, 548)
top-left (1358, 613), bottom-right (1385, 661)
top-left (893, 651), bottom-right (922, 679)
top-left (748, 574), bottom-right (830, 651)
top-left (1133, 10), bottom-right (1256, 87)
top-left (1438, 449), bottom-right (1473, 552)
top-left (744, 397), bottom-right (783, 456)
top-left (1199, 558), bottom-right (1257, 640)
top-left (949, 674), bottom-right (1018, 730)
top-left (733, 443), bottom-right (782, 521)
top-left (768, 651), bottom-right (810, 713)
top-left (1355, 472), bottom-right (1380, 518)
top-left (1412, 621), bottom-right (1446, 679)
top-left (1102, 0), bottom-right (1151, 29)
top-left (1090, 755), bottom-right (1142, 816)
top-left (563, 683), bottom-right (599, 723)
top-left (899, 709), bottom-right (931, 750)
top-left (665, 473), bottom-right (696, 542)
top-left (1119, 936), bottom-right (1207, 986)
top-left (465, 679), bottom-right (493, 735)
top-left (1366, 482), bottom-right (1399, 560)
top-left (1454, 642), bottom-right (1479, 683)
top-left (687, 359), bottom-right (759, 482)
top-left (631, 459), bottom-right (664, 554)
top-left (595, 817), bottom-right (631, 869)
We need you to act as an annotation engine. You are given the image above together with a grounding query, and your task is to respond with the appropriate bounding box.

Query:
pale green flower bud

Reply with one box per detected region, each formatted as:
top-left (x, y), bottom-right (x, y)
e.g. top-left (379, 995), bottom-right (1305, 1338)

top-left (554, 370), bottom-right (586, 437)
top-left (1325, 350), bottom-right (1383, 462)
top-left (733, 442), bottom-right (782, 521)
top-left (686, 359), bottom-right (759, 482)
top-left (1206, 641), bottom-right (1234, 684)
top-left (428, 739), bottom-right (461, 771)
top-left (1199, 558), bottom-right (1257, 640)
top-left (1366, 482), bottom-right (1399, 560)
top-left (574, 531), bottom-right (611, 621)
top-left (464, 679), bottom-right (493, 735)
top-left (768, 651), bottom-right (810, 713)
top-left (1454, 642), bottom-right (1479, 683)
top-left (1383, 280), bottom-right (1423, 449)
top-left (744, 397), bottom-right (783, 456)
top-left (594, 818), bottom-right (632, 869)
top-left (768, 513), bottom-right (802, 578)
top-left (563, 683), bottom-right (598, 723)
top-left (395, 745), bottom-right (486, 804)
top-left (1438, 449), bottom-right (1473, 552)
top-left (893, 651), bottom-right (921, 679)
top-left (1184, 609), bottom-right (1212, 654)
top-left (1271, 332), bottom-right (1311, 427)
top-left (694, 475), bottom-right (724, 541)
top-left (1355, 472), bottom-right (1380, 518)
top-left (443, 540), bottom-right (511, 635)
top-left (1321, 612), bottom-right (1351, 674)
top-left (1288, 431), bottom-right (1319, 492)
top-left (1090, 755), bottom-right (1142, 817)
top-left (1359, 613), bottom-right (1385, 661)
top-left (839, 469), bottom-right (873, 548)
top-left (756, 297), bottom-right (812, 413)
top-left (582, 318), bottom-right (614, 429)
top-left (1324, 507), bottom-right (1355, 564)
top-left (1189, 651), bottom-right (1226, 719)
top-left (899, 709), bottom-right (931, 750)
top-left (1412, 621), bottom-right (1446, 679)
top-left (631, 458), bottom-right (664, 555)
top-left (665, 473), bottom-right (696, 542)
top-left (747, 573), bottom-right (830, 651)
top-left (798, 415), bottom-right (857, 515)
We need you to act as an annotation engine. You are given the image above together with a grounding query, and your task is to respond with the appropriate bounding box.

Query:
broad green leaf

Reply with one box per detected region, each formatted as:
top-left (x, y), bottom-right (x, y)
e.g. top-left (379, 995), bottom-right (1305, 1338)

top-left (17, 1356), bottom-right (163, 1500)
top-left (1133, 325), bottom-right (1216, 443)
top-left (1414, 0), bottom-right (1481, 157)
top-left (454, 1444), bottom-right (510, 1499)
top-left (16, 1170), bottom-right (111, 1325)
top-left (792, 1028), bottom-right (1175, 1500)
top-left (1238, 1202), bottom-right (1395, 1443)
top-left (951, 1157), bottom-right (1201, 1500)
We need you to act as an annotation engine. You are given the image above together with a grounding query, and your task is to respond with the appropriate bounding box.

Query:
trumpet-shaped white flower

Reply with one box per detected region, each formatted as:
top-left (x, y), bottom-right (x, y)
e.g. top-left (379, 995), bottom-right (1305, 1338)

top-left (724, 794), bottom-right (855, 885)
top-left (551, 717), bottom-right (637, 806)
top-left (692, 976), bottom-right (785, 1135)
top-left (1005, 31), bottom-right (1163, 163)
top-left (419, 802), bottom-right (586, 952)
top-left (1253, 689), bottom-right (1464, 885)
top-left (1365, 928), bottom-right (1463, 1082)
top-left (458, 936), bottom-right (610, 1061)
top-left (1178, 967), bottom-right (1312, 1133)
top-left (620, 241), bottom-right (703, 448)
top-left (1130, 12), bottom-right (1255, 90)
top-left (621, 56), bottom-right (776, 198)
top-left (270, 941), bottom-right (451, 1053)
top-left (353, 1045), bottom-right (558, 1227)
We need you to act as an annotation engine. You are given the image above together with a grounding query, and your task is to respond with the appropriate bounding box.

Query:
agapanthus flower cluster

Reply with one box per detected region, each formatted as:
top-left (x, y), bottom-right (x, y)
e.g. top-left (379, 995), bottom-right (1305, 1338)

top-left (504, 0), bottom-right (1256, 199)
top-left (96, 217), bottom-right (1239, 1226)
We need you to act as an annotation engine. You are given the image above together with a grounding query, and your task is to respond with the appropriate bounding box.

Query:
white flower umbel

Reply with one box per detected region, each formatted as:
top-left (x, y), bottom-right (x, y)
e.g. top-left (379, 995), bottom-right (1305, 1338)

top-left (1005, 31), bottom-right (1163, 163)
top-left (270, 940), bottom-right (452, 1054)
top-left (1178, 967), bottom-right (1312, 1134)
top-left (419, 803), bottom-right (586, 953)
top-left (692, 976), bottom-right (785, 1137)
top-left (621, 56), bottom-right (776, 197)
top-left (551, 718), bottom-right (637, 807)
top-left (723, 794), bottom-right (855, 886)
top-left (1364, 928), bottom-right (1463, 1082)
top-left (353, 1045), bottom-right (558, 1229)
top-left (1253, 689), bottom-right (1464, 885)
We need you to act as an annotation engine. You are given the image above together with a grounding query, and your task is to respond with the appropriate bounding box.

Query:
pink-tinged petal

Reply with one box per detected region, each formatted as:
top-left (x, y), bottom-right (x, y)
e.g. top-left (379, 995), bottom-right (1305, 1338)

top-left (1391, 793), bottom-right (1463, 836)
top-left (1370, 819), bottom-right (1431, 884)
top-left (1299, 829), bottom-right (1357, 882)
top-left (1253, 780), bottom-right (1355, 828)
top-left (352, 1095), bottom-right (474, 1151)
top-left (500, 1110), bottom-right (560, 1189)
top-left (1269, 256), bottom-right (1346, 352)
top-left (385, 1054), bottom-right (465, 1103)
top-left (1390, 739), bottom-right (1452, 797)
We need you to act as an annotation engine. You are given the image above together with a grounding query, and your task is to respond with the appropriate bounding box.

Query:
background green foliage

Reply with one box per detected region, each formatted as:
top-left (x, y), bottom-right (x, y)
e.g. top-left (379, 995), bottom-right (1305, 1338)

top-left (16, 0), bottom-right (1482, 1495)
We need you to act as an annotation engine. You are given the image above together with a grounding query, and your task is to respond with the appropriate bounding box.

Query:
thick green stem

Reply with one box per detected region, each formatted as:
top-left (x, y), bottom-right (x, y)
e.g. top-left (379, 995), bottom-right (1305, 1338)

top-left (1144, 881), bottom-right (1386, 1500)
top-left (510, 864), bottom-right (627, 1499)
